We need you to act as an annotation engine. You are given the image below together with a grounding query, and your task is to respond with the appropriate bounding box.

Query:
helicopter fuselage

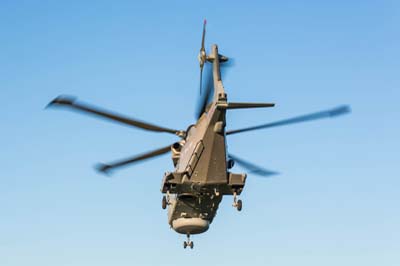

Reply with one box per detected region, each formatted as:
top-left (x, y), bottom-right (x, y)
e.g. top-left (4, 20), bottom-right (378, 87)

top-left (160, 49), bottom-right (247, 236)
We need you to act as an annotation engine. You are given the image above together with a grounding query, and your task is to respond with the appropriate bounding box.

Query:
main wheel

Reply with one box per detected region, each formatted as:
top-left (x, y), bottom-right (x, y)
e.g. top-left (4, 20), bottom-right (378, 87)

top-left (162, 196), bottom-right (167, 209)
top-left (189, 241), bottom-right (194, 249)
top-left (183, 241), bottom-right (187, 249)
top-left (237, 199), bottom-right (242, 211)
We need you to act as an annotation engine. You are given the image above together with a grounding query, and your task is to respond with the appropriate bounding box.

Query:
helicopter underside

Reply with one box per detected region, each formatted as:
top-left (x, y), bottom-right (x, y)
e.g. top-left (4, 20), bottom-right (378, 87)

top-left (162, 170), bottom-right (247, 238)
top-left (163, 181), bottom-right (244, 249)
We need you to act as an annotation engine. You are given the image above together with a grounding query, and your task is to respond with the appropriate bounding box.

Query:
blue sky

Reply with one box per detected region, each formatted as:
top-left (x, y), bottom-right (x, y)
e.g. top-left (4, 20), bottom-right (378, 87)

top-left (1, 1), bottom-right (399, 265)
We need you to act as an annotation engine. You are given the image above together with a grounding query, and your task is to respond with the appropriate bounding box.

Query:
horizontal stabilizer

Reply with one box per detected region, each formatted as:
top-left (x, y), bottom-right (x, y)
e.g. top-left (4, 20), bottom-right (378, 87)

top-left (226, 102), bottom-right (275, 109)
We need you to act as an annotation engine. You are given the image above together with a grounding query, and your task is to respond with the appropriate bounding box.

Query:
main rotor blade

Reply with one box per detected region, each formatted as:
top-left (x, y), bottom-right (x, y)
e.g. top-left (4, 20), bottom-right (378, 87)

top-left (96, 144), bottom-right (172, 174)
top-left (228, 154), bottom-right (278, 177)
top-left (47, 96), bottom-right (182, 136)
top-left (227, 105), bottom-right (351, 135)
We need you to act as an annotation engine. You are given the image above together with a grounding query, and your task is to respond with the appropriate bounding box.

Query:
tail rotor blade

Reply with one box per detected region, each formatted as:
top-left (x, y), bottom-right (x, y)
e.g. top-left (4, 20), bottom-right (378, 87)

top-left (195, 57), bottom-right (235, 119)
top-left (198, 19), bottom-right (207, 95)
top-left (196, 63), bottom-right (213, 118)
top-left (201, 19), bottom-right (206, 52)
top-left (199, 66), bottom-right (203, 95)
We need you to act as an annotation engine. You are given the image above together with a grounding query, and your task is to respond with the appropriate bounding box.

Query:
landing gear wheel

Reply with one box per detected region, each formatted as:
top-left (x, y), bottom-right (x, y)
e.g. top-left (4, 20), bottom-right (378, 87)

top-left (232, 191), bottom-right (243, 211)
top-left (183, 234), bottom-right (193, 249)
top-left (236, 199), bottom-right (242, 211)
top-left (162, 196), bottom-right (167, 209)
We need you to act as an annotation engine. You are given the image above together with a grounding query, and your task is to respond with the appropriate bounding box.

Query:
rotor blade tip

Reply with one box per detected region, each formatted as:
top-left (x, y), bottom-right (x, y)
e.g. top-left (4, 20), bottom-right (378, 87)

top-left (45, 102), bottom-right (53, 109)
top-left (47, 95), bottom-right (77, 107)
top-left (330, 105), bottom-right (351, 117)
top-left (95, 163), bottom-right (112, 175)
top-left (45, 98), bottom-right (61, 109)
top-left (251, 170), bottom-right (280, 177)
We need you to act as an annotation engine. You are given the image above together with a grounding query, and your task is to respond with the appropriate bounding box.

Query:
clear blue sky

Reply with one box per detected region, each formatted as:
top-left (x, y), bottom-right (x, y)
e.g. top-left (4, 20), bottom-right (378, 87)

top-left (1, 1), bottom-right (399, 265)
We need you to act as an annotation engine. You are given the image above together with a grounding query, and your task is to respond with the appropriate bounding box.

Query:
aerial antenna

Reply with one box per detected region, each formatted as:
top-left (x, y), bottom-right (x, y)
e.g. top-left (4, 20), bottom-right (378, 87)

top-left (198, 19), bottom-right (207, 94)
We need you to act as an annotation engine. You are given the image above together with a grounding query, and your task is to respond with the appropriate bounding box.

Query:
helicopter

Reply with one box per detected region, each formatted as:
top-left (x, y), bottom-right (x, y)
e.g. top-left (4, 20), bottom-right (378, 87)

top-left (47, 20), bottom-right (350, 249)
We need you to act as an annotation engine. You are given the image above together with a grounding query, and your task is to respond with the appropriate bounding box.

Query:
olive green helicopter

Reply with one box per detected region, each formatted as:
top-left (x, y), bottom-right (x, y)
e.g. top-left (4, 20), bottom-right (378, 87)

top-left (47, 20), bottom-right (350, 249)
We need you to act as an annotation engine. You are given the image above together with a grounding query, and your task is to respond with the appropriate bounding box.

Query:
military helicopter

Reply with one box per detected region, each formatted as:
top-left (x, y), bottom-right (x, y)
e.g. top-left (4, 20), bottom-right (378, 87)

top-left (47, 20), bottom-right (350, 249)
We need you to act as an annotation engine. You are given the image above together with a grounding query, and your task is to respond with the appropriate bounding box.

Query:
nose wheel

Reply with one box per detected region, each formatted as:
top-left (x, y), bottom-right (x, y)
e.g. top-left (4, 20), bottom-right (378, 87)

top-left (183, 234), bottom-right (194, 249)
top-left (232, 192), bottom-right (243, 211)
